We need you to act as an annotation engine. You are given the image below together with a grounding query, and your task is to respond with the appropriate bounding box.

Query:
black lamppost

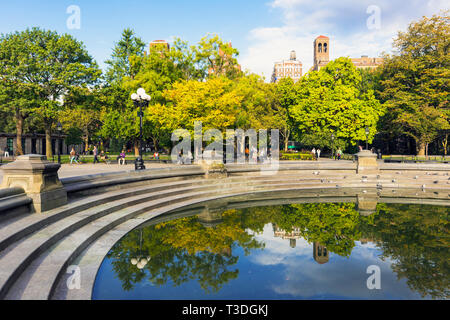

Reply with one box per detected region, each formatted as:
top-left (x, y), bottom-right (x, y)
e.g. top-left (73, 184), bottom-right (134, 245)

top-left (365, 127), bottom-right (370, 150)
top-left (331, 133), bottom-right (335, 160)
top-left (57, 122), bottom-right (62, 164)
top-left (131, 88), bottom-right (151, 170)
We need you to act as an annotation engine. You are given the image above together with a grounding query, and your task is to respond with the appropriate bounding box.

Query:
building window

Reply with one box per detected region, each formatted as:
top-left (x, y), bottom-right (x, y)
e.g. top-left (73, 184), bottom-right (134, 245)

top-left (318, 43), bottom-right (322, 53)
top-left (324, 43), bottom-right (328, 53)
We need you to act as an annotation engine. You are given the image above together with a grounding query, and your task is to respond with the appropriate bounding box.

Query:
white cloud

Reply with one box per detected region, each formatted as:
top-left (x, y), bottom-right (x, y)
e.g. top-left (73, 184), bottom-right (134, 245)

top-left (240, 0), bottom-right (449, 81)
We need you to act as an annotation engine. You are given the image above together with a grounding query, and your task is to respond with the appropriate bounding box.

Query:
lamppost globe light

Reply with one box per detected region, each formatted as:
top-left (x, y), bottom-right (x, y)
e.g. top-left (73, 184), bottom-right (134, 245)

top-left (144, 94), bottom-right (151, 101)
top-left (131, 258), bottom-right (138, 265)
top-left (137, 88), bottom-right (146, 97)
top-left (131, 93), bottom-right (139, 101)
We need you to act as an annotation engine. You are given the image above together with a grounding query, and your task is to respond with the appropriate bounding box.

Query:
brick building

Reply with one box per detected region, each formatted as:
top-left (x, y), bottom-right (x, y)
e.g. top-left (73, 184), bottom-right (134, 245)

top-left (149, 40), bottom-right (170, 54)
top-left (351, 55), bottom-right (384, 69)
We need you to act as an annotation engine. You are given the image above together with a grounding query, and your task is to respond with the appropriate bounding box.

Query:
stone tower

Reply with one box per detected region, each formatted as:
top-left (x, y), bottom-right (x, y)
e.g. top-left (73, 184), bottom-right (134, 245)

top-left (313, 242), bottom-right (329, 264)
top-left (313, 35), bottom-right (330, 71)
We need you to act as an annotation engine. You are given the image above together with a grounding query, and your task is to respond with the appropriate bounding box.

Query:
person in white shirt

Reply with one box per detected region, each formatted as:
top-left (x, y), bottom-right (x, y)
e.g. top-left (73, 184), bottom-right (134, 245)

top-left (317, 149), bottom-right (321, 159)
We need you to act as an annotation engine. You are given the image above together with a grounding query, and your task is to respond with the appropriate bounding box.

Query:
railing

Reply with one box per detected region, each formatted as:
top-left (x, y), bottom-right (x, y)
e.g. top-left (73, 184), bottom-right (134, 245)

top-left (383, 155), bottom-right (450, 163)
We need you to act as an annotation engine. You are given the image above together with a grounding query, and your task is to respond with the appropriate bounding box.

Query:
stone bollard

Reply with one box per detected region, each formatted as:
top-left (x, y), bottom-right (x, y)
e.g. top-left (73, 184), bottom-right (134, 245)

top-left (355, 150), bottom-right (379, 174)
top-left (203, 162), bottom-right (228, 179)
top-left (0, 155), bottom-right (67, 213)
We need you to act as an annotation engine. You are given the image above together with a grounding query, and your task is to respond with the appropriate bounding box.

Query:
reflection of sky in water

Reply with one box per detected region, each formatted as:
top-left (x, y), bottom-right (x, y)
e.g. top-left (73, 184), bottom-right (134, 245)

top-left (93, 223), bottom-right (428, 300)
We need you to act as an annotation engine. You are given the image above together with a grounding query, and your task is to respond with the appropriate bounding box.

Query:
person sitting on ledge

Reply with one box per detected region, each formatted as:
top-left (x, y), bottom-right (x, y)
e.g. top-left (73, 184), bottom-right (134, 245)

top-left (100, 151), bottom-right (110, 164)
top-left (118, 150), bottom-right (126, 165)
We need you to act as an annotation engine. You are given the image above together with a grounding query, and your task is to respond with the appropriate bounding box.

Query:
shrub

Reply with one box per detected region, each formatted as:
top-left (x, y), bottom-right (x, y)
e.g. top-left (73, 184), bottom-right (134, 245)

top-left (281, 153), bottom-right (315, 161)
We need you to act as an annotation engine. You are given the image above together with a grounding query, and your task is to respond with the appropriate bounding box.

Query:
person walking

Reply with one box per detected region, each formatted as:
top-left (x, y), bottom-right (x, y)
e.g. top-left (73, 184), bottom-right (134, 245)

top-left (70, 147), bottom-right (79, 164)
top-left (317, 149), bottom-right (321, 159)
top-left (93, 146), bottom-right (99, 164)
top-left (186, 150), bottom-right (193, 164)
top-left (4, 148), bottom-right (9, 158)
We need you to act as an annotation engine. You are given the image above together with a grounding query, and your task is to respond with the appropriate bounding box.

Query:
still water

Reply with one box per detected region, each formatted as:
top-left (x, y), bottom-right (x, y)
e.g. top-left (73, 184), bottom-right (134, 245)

top-left (93, 202), bottom-right (449, 300)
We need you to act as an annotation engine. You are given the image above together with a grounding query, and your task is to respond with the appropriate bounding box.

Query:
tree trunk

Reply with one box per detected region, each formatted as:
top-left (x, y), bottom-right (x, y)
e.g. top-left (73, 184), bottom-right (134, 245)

top-left (134, 140), bottom-right (139, 156)
top-left (45, 127), bottom-right (53, 159)
top-left (84, 135), bottom-right (89, 153)
top-left (417, 141), bottom-right (426, 156)
top-left (442, 134), bottom-right (448, 156)
top-left (84, 128), bottom-right (89, 153)
top-left (15, 111), bottom-right (24, 156)
top-left (152, 137), bottom-right (159, 152)
top-left (283, 129), bottom-right (290, 152)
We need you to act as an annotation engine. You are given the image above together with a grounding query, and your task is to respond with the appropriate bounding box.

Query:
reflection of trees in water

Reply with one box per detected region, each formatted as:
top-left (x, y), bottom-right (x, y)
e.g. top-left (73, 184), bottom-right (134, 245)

top-left (106, 202), bottom-right (449, 299)
top-left (360, 203), bottom-right (449, 299)
top-left (107, 210), bottom-right (264, 292)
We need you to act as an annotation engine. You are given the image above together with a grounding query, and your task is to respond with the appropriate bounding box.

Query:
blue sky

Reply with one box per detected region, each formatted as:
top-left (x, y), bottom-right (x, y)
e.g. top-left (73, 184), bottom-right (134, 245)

top-left (0, 0), bottom-right (448, 80)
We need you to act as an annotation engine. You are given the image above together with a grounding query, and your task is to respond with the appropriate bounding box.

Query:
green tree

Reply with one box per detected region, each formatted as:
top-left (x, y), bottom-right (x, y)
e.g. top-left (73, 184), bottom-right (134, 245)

top-left (0, 80), bottom-right (37, 154)
top-left (378, 12), bottom-right (450, 155)
top-left (105, 28), bottom-right (146, 83)
top-left (59, 86), bottom-right (103, 152)
top-left (194, 34), bottom-right (242, 79)
top-left (362, 203), bottom-right (449, 299)
top-left (287, 57), bottom-right (384, 148)
top-left (0, 28), bottom-right (100, 157)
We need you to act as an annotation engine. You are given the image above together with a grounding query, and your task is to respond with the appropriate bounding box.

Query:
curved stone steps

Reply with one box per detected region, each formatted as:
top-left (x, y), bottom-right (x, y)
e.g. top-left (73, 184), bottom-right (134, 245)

top-left (0, 180), bottom-right (236, 298)
top-left (8, 187), bottom-right (240, 300)
top-left (0, 177), bottom-right (209, 252)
